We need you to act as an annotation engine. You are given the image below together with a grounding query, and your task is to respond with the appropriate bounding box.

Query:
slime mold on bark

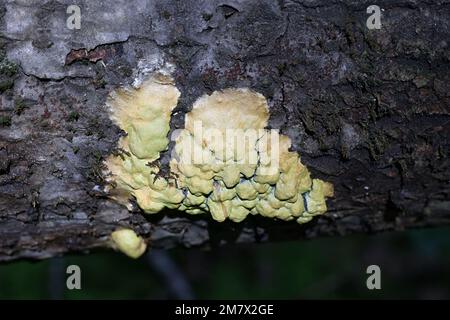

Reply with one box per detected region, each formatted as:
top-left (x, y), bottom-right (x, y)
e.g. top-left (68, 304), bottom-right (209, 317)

top-left (104, 72), bottom-right (333, 226)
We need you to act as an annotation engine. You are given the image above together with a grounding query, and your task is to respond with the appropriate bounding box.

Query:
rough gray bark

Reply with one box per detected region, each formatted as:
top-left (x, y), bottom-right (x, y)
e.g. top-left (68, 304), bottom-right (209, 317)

top-left (0, 0), bottom-right (449, 262)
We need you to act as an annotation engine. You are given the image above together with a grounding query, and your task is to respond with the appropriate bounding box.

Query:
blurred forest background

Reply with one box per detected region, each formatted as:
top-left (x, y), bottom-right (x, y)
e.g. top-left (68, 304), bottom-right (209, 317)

top-left (1, 226), bottom-right (449, 299)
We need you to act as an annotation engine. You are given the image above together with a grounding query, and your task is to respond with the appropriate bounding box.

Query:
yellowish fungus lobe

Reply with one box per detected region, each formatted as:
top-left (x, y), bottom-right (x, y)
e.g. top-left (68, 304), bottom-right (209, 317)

top-left (104, 73), bottom-right (333, 226)
top-left (105, 74), bottom-right (184, 212)
top-left (110, 229), bottom-right (147, 259)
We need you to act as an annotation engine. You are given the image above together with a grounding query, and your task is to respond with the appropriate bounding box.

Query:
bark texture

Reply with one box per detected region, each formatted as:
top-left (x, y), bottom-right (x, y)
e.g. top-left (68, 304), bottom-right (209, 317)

top-left (0, 0), bottom-right (449, 261)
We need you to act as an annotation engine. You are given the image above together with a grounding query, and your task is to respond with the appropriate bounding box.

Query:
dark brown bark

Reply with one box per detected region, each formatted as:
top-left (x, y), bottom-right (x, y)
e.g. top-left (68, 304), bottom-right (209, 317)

top-left (0, 0), bottom-right (449, 262)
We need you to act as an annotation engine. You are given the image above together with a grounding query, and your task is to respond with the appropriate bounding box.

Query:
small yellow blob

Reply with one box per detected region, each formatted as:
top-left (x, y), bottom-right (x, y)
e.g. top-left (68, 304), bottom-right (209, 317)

top-left (110, 229), bottom-right (147, 259)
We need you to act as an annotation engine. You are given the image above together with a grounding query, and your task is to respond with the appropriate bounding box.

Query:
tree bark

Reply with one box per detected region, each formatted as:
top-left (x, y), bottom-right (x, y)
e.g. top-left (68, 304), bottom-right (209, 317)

top-left (0, 0), bottom-right (449, 261)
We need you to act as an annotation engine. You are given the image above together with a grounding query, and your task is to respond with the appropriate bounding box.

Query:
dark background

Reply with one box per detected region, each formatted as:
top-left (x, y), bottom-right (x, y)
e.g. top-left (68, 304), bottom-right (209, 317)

top-left (1, 226), bottom-right (449, 299)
